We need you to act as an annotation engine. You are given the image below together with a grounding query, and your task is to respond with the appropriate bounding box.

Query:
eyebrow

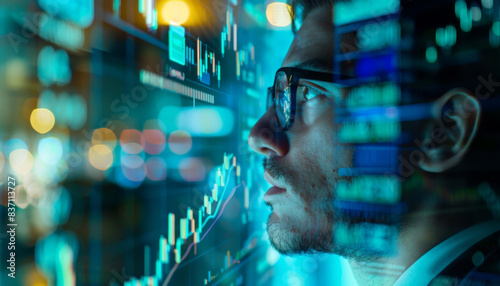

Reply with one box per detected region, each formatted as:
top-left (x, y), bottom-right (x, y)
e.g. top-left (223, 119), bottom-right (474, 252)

top-left (291, 58), bottom-right (334, 73)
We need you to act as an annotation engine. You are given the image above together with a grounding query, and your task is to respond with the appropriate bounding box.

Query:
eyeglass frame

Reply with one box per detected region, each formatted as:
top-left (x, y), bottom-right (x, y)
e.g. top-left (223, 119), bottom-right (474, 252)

top-left (267, 67), bottom-right (349, 131)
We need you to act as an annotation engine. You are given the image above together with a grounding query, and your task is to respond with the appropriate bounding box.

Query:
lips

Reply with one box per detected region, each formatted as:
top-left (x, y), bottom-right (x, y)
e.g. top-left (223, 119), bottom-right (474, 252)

top-left (265, 186), bottom-right (286, 196)
top-left (264, 171), bottom-right (286, 189)
top-left (263, 171), bottom-right (287, 201)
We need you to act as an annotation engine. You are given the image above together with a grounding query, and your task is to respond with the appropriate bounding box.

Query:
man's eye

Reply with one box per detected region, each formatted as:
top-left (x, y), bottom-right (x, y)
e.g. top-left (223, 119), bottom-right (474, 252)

top-left (302, 86), bottom-right (323, 101)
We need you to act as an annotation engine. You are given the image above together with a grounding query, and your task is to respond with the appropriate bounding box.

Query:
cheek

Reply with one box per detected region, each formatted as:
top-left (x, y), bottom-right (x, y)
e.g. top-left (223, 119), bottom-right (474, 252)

top-left (288, 126), bottom-right (336, 199)
top-left (288, 114), bottom-right (349, 205)
top-left (297, 107), bottom-right (336, 149)
top-left (300, 98), bottom-right (334, 127)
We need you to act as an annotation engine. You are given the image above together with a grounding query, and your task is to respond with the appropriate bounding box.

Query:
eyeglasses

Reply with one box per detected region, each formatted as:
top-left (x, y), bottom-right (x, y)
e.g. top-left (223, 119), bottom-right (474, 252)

top-left (266, 67), bottom-right (347, 131)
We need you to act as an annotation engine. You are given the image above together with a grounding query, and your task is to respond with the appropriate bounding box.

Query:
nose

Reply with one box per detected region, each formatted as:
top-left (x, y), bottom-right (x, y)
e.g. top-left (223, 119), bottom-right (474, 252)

top-left (248, 107), bottom-right (289, 158)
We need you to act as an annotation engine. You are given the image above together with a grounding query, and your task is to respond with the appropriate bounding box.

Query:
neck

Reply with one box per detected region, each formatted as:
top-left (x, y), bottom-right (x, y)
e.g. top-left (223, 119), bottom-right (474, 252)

top-left (348, 205), bottom-right (491, 286)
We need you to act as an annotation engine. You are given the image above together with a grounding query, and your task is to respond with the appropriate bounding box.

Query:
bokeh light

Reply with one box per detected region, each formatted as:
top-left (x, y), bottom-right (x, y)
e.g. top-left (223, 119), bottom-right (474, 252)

top-left (121, 161), bottom-right (146, 183)
top-left (92, 128), bottom-right (117, 150)
top-left (38, 91), bottom-right (87, 130)
top-left (121, 154), bottom-right (144, 169)
top-left (160, 1), bottom-right (190, 25)
top-left (23, 264), bottom-right (48, 286)
top-left (23, 172), bottom-right (45, 200)
top-left (4, 139), bottom-right (27, 158)
top-left (38, 137), bottom-right (63, 165)
top-left (9, 149), bottom-right (34, 175)
top-left (120, 129), bottom-right (145, 154)
top-left (145, 157), bottom-right (167, 181)
top-left (12, 185), bottom-right (30, 209)
top-left (56, 92), bottom-right (87, 130)
top-left (33, 156), bottom-right (67, 185)
top-left (5, 58), bottom-right (29, 90)
top-left (266, 2), bottom-right (292, 27)
top-left (114, 166), bottom-right (143, 189)
top-left (168, 130), bottom-right (192, 155)
top-left (179, 157), bottom-right (205, 182)
top-left (426, 46), bottom-right (438, 63)
top-left (38, 89), bottom-right (57, 108)
top-left (35, 232), bottom-right (79, 286)
top-left (39, 187), bottom-right (72, 227)
top-left (30, 108), bottom-right (56, 134)
top-left (158, 105), bottom-right (181, 132)
top-left (88, 144), bottom-right (113, 170)
top-left (177, 107), bottom-right (234, 136)
top-left (144, 129), bottom-right (166, 154)
top-left (38, 46), bottom-right (72, 86)
top-left (121, 165), bottom-right (146, 182)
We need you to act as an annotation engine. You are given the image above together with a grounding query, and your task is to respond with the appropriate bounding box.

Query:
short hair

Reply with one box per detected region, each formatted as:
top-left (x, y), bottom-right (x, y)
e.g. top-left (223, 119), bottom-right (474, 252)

top-left (289, 0), bottom-right (343, 33)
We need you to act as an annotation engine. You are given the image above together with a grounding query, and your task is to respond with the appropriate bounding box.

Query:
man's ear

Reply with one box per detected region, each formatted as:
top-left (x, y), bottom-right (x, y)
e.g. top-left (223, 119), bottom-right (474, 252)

top-left (418, 88), bottom-right (481, 173)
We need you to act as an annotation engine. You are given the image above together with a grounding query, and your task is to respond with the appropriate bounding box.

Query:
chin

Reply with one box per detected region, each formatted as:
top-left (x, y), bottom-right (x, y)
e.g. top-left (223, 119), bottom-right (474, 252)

top-left (267, 213), bottom-right (303, 255)
top-left (266, 210), bottom-right (334, 255)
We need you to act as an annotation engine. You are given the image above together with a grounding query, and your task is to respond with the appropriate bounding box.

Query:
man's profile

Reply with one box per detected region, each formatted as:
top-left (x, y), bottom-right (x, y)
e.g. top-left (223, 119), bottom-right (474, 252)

top-left (249, 0), bottom-right (500, 285)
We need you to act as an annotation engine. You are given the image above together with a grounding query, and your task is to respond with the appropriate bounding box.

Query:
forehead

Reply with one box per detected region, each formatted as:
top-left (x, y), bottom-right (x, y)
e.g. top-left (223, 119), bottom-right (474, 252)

top-left (282, 7), bottom-right (335, 71)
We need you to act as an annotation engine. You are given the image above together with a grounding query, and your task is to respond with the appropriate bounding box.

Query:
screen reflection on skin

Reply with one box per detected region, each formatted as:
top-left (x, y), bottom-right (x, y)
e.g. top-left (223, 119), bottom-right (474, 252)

top-left (248, 7), bottom-right (352, 255)
top-left (248, 2), bottom-right (490, 285)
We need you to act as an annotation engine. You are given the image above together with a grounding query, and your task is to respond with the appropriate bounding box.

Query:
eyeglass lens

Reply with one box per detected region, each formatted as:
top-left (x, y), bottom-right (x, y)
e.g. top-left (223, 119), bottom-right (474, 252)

top-left (274, 71), bottom-right (291, 129)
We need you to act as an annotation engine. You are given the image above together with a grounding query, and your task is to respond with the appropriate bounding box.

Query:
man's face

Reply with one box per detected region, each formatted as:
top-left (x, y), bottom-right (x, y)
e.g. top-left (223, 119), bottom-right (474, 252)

top-left (248, 7), bottom-right (352, 254)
